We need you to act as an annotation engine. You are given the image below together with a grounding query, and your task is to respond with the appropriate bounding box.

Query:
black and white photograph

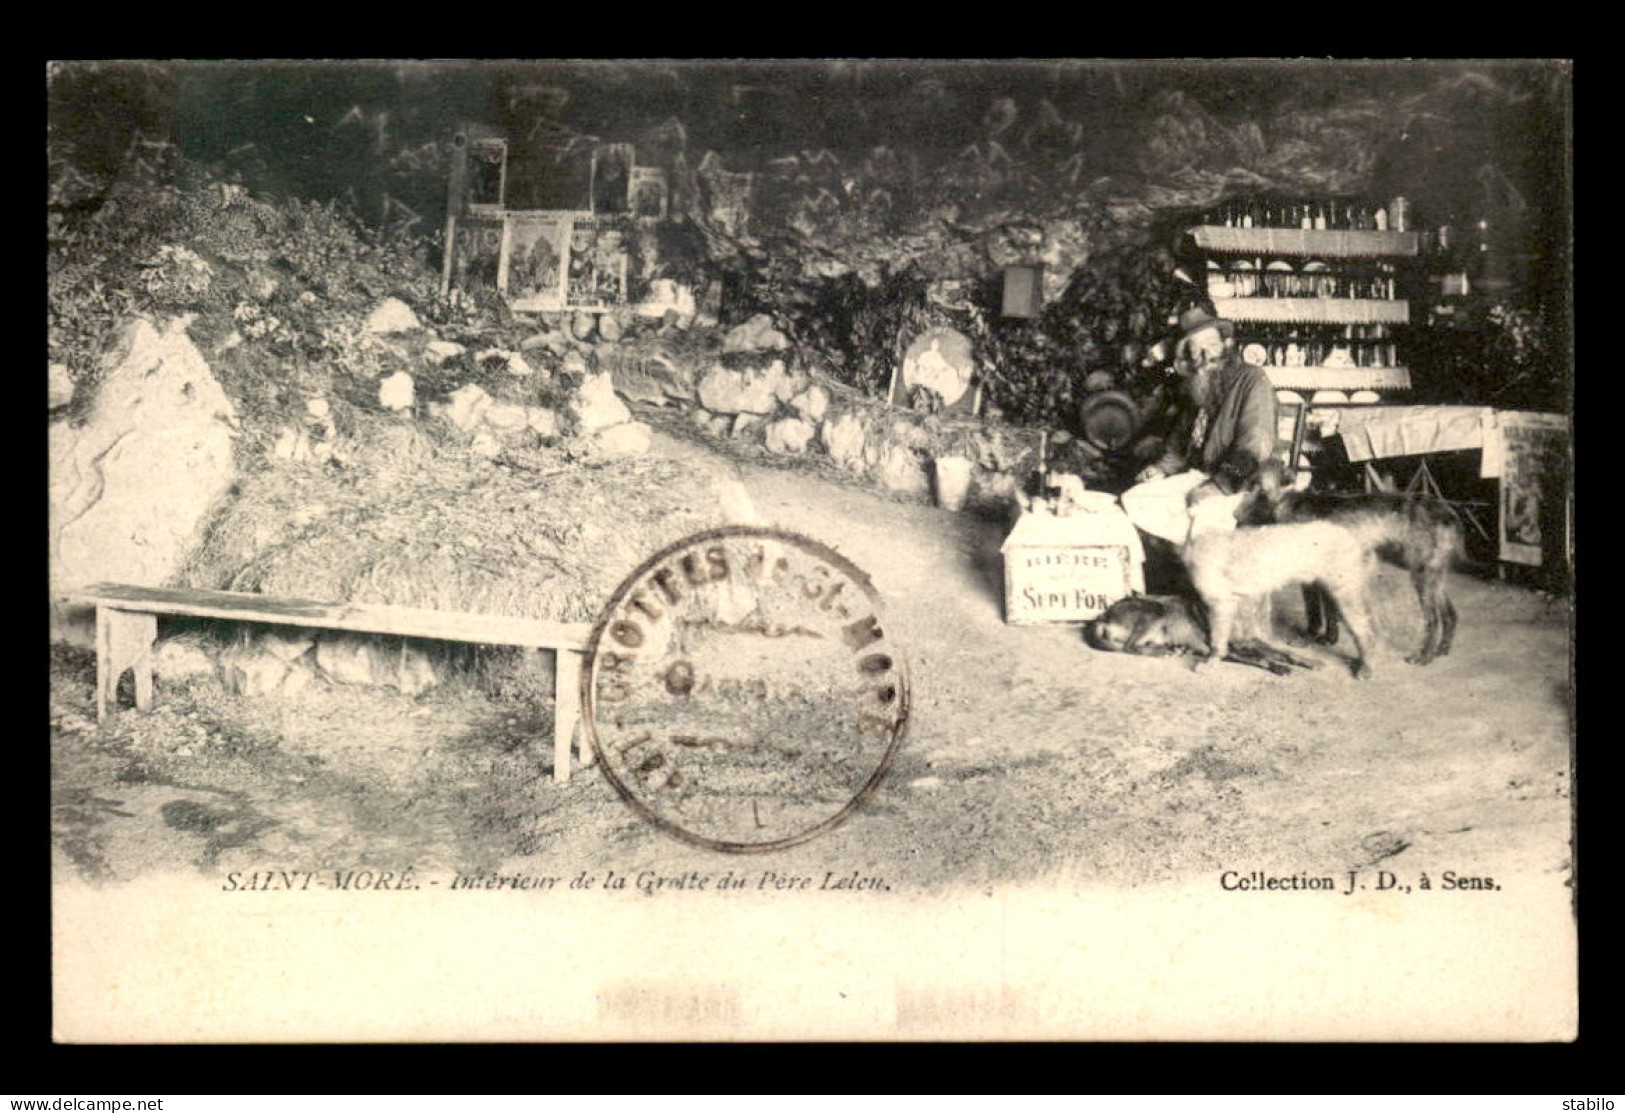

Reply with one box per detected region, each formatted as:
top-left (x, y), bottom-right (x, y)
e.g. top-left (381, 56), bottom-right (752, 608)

top-left (46, 59), bottom-right (1575, 1043)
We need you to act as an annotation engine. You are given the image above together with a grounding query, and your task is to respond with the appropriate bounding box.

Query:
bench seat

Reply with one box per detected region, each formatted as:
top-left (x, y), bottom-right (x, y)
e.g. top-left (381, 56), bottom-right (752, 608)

top-left (55, 582), bottom-right (596, 782)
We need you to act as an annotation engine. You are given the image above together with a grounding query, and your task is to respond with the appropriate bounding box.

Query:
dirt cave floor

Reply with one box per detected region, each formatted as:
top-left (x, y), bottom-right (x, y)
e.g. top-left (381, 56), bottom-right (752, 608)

top-left (50, 420), bottom-right (1575, 895)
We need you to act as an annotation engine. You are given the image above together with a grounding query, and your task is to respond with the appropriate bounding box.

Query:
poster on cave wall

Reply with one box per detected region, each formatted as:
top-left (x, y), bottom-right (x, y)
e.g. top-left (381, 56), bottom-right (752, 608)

top-left (448, 215), bottom-right (505, 299)
top-left (499, 212), bottom-right (573, 312)
top-left (888, 326), bottom-right (981, 416)
top-left (590, 143), bottom-right (634, 214)
top-left (629, 166), bottom-right (668, 221)
top-left (566, 217), bottom-right (630, 310)
top-left (465, 138), bottom-right (507, 212)
top-left (702, 169), bottom-right (754, 239)
top-left (1493, 411), bottom-right (1570, 567)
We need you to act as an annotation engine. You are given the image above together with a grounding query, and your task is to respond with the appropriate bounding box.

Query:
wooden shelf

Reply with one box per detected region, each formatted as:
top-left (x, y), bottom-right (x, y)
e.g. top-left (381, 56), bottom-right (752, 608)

top-left (1191, 226), bottom-right (1421, 258)
top-left (1213, 297), bottom-right (1410, 325)
top-left (1264, 366), bottom-right (1412, 392)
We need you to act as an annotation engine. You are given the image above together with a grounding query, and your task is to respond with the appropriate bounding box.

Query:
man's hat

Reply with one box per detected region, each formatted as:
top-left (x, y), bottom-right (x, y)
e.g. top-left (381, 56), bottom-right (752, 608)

top-left (1176, 305), bottom-right (1235, 343)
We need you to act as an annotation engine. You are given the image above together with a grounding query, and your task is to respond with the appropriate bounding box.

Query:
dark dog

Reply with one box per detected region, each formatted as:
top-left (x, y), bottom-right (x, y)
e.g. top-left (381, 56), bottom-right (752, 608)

top-left (1085, 594), bottom-right (1322, 676)
top-left (1243, 465), bottom-right (1464, 665)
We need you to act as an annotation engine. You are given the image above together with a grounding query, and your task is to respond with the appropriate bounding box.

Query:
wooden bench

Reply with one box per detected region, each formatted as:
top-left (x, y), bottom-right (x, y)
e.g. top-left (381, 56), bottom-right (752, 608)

top-left (55, 583), bottom-right (596, 783)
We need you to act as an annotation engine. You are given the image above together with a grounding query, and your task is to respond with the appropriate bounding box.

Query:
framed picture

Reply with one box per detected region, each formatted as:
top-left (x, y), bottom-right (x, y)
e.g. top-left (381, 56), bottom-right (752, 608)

top-left (887, 325), bottom-right (982, 416)
top-left (629, 166), bottom-right (669, 221)
top-left (446, 215), bottom-right (506, 299)
top-left (590, 143), bottom-right (634, 214)
top-left (466, 137), bottom-right (508, 213)
top-left (499, 212), bottom-right (573, 312)
top-left (1493, 411), bottom-right (1569, 567)
top-left (566, 217), bottom-right (630, 310)
top-left (1002, 264), bottom-right (1044, 318)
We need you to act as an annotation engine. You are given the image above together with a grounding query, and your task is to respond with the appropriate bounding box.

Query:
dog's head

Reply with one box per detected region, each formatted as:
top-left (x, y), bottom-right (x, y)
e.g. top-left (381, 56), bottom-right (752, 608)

top-left (1235, 458), bottom-right (1293, 525)
top-left (1083, 616), bottom-right (1127, 652)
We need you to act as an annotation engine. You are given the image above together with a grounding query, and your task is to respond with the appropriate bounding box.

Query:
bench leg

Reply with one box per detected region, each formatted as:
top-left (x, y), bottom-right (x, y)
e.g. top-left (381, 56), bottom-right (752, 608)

top-left (95, 607), bottom-right (158, 721)
top-left (553, 649), bottom-right (584, 784)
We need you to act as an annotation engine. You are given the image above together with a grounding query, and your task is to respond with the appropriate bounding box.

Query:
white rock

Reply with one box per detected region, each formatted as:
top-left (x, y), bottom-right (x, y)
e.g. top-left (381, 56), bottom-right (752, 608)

top-left (706, 413), bottom-right (734, 438)
top-left (484, 403), bottom-right (529, 430)
top-left (305, 396), bottom-right (331, 420)
top-left (597, 312), bottom-right (624, 342)
top-left (446, 383), bottom-right (492, 432)
top-left (379, 371), bottom-right (415, 412)
top-left (732, 413), bottom-right (764, 438)
top-left (573, 372), bottom-right (632, 433)
top-left (594, 421), bottom-right (652, 457)
top-left (475, 348), bottom-right (536, 377)
top-left (764, 417), bottom-right (817, 455)
top-left (153, 638), bottom-right (217, 681)
top-left (635, 278), bottom-right (697, 318)
top-left (272, 425), bottom-right (310, 462)
top-left (519, 332), bottom-right (553, 352)
top-left (722, 313), bottom-right (792, 353)
top-left (397, 645), bottom-right (439, 697)
top-left (697, 360), bottom-right (788, 415)
top-left (315, 633), bottom-right (391, 688)
top-left (526, 407), bottom-right (558, 437)
top-left (790, 383), bottom-right (830, 423)
top-left (280, 660), bottom-right (317, 696)
top-left (612, 352), bottom-right (695, 406)
top-left (561, 350), bottom-right (589, 376)
top-left (470, 431), bottom-right (501, 457)
top-left (363, 297), bottom-right (421, 335)
top-left (424, 339), bottom-right (466, 364)
top-left (879, 445), bottom-right (932, 497)
top-left (258, 627), bottom-right (316, 662)
top-left (821, 411), bottom-right (868, 472)
top-left (774, 368), bottom-right (808, 405)
top-left (571, 311), bottom-right (598, 341)
top-left (220, 644), bottom-right (291, 697)
top-left (49, 364), bottom-right (75, 410)
top-left (48, 317), bottom-right (238, 596)
top-left (690, 408), bottom-right (714, 429)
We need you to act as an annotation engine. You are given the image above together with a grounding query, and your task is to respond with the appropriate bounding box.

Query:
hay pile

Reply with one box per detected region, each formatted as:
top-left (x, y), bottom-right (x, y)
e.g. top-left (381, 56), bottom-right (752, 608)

top-left (182, 415), bottom-right (729, 624)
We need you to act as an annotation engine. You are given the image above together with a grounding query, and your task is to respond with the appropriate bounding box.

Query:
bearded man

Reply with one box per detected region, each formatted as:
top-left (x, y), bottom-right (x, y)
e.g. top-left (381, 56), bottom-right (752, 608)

top-left (1119, 307), bottom-right (1280, 545)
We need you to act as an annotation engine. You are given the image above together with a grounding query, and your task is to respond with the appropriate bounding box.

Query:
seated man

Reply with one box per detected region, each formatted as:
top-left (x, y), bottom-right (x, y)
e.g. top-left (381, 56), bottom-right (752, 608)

top-left (1120, 307), bottom-right (1279, 548)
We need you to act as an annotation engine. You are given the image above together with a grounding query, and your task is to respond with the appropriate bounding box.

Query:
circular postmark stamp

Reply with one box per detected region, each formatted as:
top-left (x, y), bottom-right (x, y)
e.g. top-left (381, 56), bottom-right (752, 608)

top-left (581, 526), bottom-right (910, 853)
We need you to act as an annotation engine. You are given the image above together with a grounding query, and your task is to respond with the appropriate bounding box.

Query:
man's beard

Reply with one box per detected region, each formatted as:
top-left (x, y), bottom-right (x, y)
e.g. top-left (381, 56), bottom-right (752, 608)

top-left (1189, 349), bottom-right (1241, 408)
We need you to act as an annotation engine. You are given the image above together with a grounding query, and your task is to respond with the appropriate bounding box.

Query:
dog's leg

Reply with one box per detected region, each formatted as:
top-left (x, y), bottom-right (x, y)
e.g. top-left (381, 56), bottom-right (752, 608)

top-left (1438, 594), bottom-right (1458, 658)
top-left (1247, 639), bottom-right (1326, 672)
top-left (1195, 595), bottom-right (1237, 672)
top-left (1407, 567), bottom-right (1441, 665)
top-left (1224, 642), bottom-right (1293, 676)
top-left (1318, 585), bottom-right (1344, 646)
top-left (1300, 584), bottom-right (1324, 641)
top-left (1322, 584), bottom-right (1378, 680)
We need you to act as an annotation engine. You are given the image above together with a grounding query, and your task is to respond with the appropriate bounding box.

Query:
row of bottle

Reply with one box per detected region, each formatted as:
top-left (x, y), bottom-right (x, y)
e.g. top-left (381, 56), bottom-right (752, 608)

top-left (1208, 259), bottom-right (1402, 300)
top-left (1241, 324), bottom-right (1401, 369)
top-left (1205, 198), bottom-right (1408, 233)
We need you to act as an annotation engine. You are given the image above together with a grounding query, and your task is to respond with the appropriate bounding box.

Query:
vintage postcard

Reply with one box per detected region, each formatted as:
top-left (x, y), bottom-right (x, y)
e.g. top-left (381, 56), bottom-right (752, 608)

top-left (48, 59), bottom-right (1575, 1043)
